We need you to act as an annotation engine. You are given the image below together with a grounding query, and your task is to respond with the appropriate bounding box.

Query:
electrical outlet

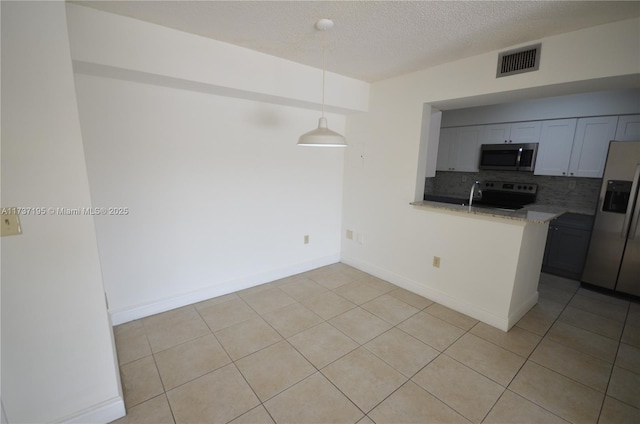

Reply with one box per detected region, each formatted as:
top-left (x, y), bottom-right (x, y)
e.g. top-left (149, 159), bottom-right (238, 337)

top-left (568, 180), bottom-right (576, 190)
top-left (346, 229), bottom-right (353, 240)
top-left (1, 212), bottom-right (22, 236)
top-left (433, 256), bottom-right (441, 268)
top-left (304, 235), bottom-right (309, 244)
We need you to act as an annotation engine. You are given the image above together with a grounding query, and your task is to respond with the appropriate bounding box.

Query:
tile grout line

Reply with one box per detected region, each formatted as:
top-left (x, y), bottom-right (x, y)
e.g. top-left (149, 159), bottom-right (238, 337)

top-left (115, 270), bottom-right (438, 421)
top-left (267, 279), bottom-right (430, 421)
top-left (595, 299), bottom-right (633, 423)
top-left (145, 280), bottom-right (490, 422)
top-left (332, 300), bottom-right (435, 421)
top-left (346, 299), bottom-right (485, 422)
top-left (120, 278), bottom-right (477, 418)
top-left (115, 269), bottom-right (636, 423)
top-left (198, 275), bottom-right (376, 422)
top-left (479, 284), bottom-right (580, 424)
top-left (114, 324), bottom-right (174, 420)
top-left (189, 301), bottom-right (278, 423)
top-left (500, 281), bottom-right (631, 423)
top-left (193, 297), bottom-right (285, 424)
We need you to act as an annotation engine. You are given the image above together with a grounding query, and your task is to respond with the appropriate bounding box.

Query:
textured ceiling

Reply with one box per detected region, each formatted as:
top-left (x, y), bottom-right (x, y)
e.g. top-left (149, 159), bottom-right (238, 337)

top-left (73, 1), bottom-right (640, 82)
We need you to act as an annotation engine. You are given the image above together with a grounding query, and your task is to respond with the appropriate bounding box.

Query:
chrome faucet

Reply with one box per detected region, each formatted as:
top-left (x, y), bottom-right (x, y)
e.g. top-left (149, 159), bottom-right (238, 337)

top-left (469, 180), bottom-right (482, 211)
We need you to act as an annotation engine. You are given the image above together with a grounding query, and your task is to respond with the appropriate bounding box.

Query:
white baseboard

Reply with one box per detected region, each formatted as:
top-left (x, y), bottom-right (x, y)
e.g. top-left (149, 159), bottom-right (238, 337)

top-left (1, 399), bottom-right (8, 424)
top-left (341, 255), bottom-right (522, 332)
top-left (507, 291), bottom-right (539, 330)
top-left (57, 396), bottom-right (125, 424)
top-left (110, 254), bottom-right (340, 325)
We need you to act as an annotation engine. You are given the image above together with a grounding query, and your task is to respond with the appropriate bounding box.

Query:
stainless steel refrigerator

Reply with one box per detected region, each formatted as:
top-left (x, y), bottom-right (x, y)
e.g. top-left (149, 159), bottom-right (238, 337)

top-left (582, 141), bottom-right (640, 296)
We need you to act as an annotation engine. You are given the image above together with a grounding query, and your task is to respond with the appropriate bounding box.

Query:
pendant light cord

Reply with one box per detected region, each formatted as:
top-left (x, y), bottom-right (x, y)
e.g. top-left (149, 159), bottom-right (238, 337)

top-left (321, 28), bottom-right (326, 118)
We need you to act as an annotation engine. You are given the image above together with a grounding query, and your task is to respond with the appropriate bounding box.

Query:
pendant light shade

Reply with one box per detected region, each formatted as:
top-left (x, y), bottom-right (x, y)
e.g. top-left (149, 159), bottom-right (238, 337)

top-left (297, 19), bottom-right (347, 147)
top-left (298, 117), bottom-right (346, 147)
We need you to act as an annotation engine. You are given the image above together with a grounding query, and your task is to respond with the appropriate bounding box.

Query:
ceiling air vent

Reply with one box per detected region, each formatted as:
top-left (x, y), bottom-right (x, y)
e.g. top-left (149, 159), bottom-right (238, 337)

top-left (496, 43), bottom-right (541, 78)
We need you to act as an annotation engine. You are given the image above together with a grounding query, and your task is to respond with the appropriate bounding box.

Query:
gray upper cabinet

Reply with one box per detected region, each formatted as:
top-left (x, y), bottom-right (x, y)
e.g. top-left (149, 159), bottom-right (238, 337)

top-left (535, 119), bottom-right (577, 176)
top-left (480, 121), bottom-right (542, 145)
top-left (436, 126), bottom-right (482, 172)
top-left (480, 124), bottom-right (511, 145)
top-left (511, 121), bottom-right (543, 143)
top-left (615, 114), bottom-right (640, 141)
top-left (569, 116), bottom-right (618, 178)
top-left (436, 127), bottom-right (455, 171)
top-left (440, 116), bottom-right (626, 177)
top-left (535, 116), bottom-right (618, 178)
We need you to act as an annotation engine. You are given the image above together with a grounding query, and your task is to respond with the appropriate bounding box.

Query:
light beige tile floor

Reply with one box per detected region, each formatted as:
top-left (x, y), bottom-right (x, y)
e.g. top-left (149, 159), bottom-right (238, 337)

top-left (112, 264), bottom-right (640, 424)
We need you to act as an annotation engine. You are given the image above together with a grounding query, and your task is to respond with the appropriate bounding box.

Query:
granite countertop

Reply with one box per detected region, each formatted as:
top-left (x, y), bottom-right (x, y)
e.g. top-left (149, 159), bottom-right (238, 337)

top-left (563, 207), bottom-right (597, 216)
top-left (411, 199), bottom-right (567, 224)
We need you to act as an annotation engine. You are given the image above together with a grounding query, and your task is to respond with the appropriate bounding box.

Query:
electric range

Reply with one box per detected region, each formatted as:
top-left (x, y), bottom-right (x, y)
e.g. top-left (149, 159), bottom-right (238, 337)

top-left (473, 181), bottom-right (538, 210)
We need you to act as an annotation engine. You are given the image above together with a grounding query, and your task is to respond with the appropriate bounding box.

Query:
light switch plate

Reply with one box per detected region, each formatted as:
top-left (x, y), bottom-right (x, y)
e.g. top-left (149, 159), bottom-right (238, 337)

top-left (1, 212), bottom-right (22, 236)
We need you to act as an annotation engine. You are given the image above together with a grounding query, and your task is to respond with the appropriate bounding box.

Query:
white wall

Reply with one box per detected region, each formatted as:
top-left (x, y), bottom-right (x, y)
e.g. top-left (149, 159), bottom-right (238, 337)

top-left (0, 2), bottom-right (123, 423)
top-left (1, 4), bottom-right (4, 422)
top-left (342, 18), bottom-right (640, 322)
top-left (408, 17), bottom-right (640, 109)
top-left (65, 5), bottom-right (360, 323)
top-left (65, 3), bottom-right (368, 115)
top-left (75, 74), bottom-right (346, 323)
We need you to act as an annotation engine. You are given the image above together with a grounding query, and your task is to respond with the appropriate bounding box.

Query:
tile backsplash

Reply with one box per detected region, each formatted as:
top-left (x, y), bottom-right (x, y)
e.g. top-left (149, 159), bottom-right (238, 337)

top-left (426, 171), bottom-right (601, 214)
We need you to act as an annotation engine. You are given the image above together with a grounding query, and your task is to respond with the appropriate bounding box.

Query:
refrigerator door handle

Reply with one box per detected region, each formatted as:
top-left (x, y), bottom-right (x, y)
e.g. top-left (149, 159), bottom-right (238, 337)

top-left (625, 163), bottom-right (640, 240)
top-left (630, 200), bottom-right (640, 240)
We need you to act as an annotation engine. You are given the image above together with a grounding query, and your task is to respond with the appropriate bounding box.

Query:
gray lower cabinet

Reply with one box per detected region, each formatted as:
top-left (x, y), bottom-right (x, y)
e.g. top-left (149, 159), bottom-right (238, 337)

top-left (542, 213), bottom-right (594, 280)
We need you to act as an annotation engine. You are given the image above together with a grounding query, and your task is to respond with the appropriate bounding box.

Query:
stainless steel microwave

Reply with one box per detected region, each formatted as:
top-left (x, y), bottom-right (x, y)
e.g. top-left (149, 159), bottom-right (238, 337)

top-left (479, 143), bottom-right (538, 172)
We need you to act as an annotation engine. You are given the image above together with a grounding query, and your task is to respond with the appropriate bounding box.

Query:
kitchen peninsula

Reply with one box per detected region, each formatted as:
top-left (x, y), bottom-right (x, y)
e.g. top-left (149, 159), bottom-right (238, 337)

top-left (410, 199), bottom-right (565, 331)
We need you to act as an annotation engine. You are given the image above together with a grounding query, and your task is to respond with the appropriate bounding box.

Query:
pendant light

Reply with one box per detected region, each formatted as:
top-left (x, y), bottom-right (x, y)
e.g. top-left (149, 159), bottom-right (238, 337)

top-left (297, 18), bottom-right (347, 147)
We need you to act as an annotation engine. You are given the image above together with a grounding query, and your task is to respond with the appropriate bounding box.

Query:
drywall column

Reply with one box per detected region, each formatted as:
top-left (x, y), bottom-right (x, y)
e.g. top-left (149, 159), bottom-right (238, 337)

top-left (1, 2), bottom-right (123, 422)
